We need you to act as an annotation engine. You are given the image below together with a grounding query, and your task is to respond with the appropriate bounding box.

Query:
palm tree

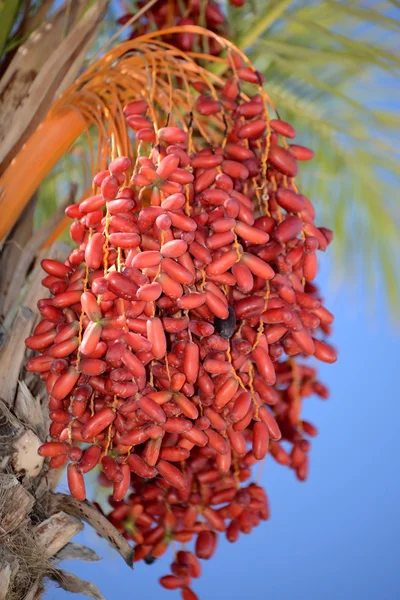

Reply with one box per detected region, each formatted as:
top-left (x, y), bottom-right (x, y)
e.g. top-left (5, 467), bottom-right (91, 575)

top-left (0, 1), bottom-right (398, 598)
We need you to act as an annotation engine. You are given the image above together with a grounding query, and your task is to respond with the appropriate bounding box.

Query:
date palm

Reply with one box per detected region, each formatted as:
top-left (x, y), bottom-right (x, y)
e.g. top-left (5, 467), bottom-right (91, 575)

top-left (0, 1), bottom-right (398, 598)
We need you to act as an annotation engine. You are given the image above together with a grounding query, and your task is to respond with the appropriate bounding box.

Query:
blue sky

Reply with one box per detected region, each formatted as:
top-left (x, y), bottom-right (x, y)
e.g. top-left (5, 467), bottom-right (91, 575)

top-left (46, 254), bottom-right (400, 600)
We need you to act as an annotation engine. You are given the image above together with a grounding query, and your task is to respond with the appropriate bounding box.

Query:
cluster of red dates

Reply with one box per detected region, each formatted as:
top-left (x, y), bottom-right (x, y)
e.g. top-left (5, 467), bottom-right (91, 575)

top-left (119, 0), bottom-right (246, 55)
top-left (26, 34), bottom-right (336, 600)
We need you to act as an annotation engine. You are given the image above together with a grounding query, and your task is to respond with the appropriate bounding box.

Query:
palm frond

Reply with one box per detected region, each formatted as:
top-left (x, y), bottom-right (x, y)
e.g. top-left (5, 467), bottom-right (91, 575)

top-left (324, 1), bottom-right (400, 31)
top-left (235, 0), bottom-right (296, 49)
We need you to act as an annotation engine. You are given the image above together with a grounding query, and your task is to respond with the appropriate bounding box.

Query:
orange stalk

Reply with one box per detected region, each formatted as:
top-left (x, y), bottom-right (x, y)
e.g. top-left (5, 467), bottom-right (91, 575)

top-left (0, 110), bottom-right (86, 242)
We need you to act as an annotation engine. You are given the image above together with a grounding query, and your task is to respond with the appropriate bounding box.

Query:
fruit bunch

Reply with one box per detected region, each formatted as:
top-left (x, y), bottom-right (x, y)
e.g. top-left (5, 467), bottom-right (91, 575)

top-left (119, 0), bottom-right (244, 53)
top-left (25, 30), bottom-right (336, 599)
top-left (27, 56), bottom-right (336, 498)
